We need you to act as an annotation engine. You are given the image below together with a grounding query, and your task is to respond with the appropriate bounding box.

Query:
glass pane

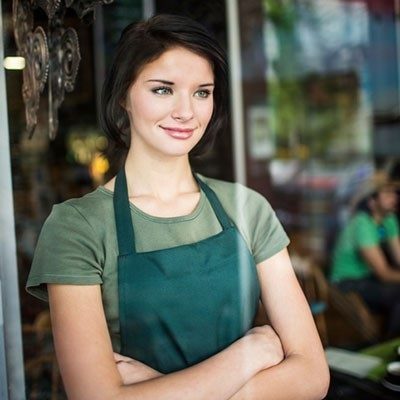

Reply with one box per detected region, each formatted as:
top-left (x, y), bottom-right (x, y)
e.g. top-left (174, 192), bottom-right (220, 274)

top-left (3, 2), bottom-right (142, 398)
top-left (240, 0), bottom-right (400, 260)
top-left (4, 1), bottom-right (231, 397)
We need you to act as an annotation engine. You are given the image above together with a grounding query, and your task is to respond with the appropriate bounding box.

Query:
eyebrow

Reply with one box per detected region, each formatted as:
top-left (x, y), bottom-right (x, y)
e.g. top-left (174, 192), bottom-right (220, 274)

top-left (146, 79), bottom-right (214, 87)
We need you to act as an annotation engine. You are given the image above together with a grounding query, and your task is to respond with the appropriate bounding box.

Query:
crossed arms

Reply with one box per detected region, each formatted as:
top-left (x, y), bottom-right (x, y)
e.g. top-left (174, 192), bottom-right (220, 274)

top-left (48, 248), bottom-right (329, 400)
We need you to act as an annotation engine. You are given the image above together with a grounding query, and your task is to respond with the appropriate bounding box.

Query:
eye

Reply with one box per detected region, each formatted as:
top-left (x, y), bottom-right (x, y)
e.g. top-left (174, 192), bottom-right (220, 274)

top-left (152, 86), bottom-right (173, 95)
top-left (195, 89), bottom-right (212, 99)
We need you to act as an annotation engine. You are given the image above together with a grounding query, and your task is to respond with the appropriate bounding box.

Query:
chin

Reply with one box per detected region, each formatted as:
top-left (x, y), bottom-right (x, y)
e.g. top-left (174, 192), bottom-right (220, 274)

top-left (160, 142), bottom-right (201, 158)
top-left (158, 146), bottom-right (196, 158)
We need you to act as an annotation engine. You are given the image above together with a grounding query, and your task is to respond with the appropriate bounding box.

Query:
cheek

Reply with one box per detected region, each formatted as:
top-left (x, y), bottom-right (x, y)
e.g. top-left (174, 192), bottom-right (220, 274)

top-left (383, 196), bottom-right (396, 208)
top-left (132, 101), bottom-right (154, 119)
top-left (130, 92), bottom-right (165, 122)
top-left (201, 101), bottom-right (214, 125)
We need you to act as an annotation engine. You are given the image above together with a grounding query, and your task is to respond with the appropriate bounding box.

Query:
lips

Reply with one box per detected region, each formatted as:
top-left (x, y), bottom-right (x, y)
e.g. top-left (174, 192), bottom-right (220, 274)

top-left (160, 126), bottom-right (195, 140)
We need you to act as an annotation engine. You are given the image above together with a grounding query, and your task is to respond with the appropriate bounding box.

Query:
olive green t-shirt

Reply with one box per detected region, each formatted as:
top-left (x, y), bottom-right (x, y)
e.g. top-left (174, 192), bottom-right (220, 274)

top-left (330, 211), bottom-right (399, 283)
top-left (26, 175), bottom-right (290, 351)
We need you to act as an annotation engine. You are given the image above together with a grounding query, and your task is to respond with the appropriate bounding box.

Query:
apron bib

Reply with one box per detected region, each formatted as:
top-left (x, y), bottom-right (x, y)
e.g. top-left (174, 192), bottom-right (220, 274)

top-left (114, 168), bottom-right (260, 374)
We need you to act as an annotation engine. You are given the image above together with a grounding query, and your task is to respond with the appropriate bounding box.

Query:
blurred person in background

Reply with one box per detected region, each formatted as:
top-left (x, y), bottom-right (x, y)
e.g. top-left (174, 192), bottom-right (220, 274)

top-left (25, 14), bottom-right (328, 400)
top-left (330, 172), bottom-right (400, 338)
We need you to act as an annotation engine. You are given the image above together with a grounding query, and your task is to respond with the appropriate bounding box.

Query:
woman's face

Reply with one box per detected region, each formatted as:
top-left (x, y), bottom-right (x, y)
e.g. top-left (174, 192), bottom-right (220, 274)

top-left (124, 46), bottom-right (215, 159)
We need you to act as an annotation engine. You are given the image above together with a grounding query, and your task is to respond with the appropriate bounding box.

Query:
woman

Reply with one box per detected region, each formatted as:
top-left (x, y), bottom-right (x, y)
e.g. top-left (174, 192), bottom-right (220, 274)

top-left (27, 14), bottom-right (329, 400)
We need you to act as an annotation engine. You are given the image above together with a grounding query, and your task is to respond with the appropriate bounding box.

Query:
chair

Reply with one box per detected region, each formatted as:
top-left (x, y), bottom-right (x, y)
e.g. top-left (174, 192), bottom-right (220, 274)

top-left (252, 253), bottom-right (330, 345)
top-left (291, 252), bottom-right (387, 347)
top-left (327, 285), bottom-right (382, 345)
top-left (291, 254), bottom-right (329, 346)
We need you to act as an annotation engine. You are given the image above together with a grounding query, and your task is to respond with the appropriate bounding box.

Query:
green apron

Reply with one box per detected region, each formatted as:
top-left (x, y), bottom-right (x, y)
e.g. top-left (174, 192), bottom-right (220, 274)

top-left (114, 168), bottom-right (260, 374)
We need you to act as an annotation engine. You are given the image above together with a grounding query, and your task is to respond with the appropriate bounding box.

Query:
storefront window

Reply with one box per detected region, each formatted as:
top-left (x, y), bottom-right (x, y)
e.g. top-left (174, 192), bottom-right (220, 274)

top-left (3, 0), bottom-right (400, 396)
top-left (2, 1), bottom-right (143, 398)
top-left (2, 1), bottom-right (230, 397)
top-left (239, 0), bottom-right (400, 263)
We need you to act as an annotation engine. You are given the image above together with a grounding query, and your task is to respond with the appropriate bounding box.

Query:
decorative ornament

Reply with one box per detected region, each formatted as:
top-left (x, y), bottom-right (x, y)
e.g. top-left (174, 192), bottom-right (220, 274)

top-left (12, 0), bottom-right (113, 139)
top-left (65, 0), bottom-right (114, 20)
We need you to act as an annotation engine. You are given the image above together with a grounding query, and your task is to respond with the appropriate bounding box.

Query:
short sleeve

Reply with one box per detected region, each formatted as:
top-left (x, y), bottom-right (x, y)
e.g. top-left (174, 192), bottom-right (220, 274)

top-left (245, 191), bottom-right (290, 264)
top-left (384, 214), bottom-right (400, 239)
top-left (354, 213), bottom-right (379, 248)
top-left (252, 198), bottom-right (290, 264)
top-left (26, 202), bottom-right (104, 302)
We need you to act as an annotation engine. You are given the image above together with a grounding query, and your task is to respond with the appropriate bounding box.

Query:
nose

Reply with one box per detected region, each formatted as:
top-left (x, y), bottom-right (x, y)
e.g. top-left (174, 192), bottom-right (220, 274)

top-left (171, 94), bottom-right (194, 122)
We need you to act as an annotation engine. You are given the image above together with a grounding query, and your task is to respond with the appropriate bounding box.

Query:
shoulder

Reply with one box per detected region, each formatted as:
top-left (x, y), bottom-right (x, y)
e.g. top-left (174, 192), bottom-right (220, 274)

top-left (34, 187), bottom-right (113, 267)
top-left (350, 212), bottom-right (377, 235)
top-left (384, 213), bottom-right (398, 225)
top-left (197, 175), bottom-right (289, 263)
top-left (352, 211), bottom-right (374, 226)
top-left (48, 187), bottom-right (114, 232)
top-left (197, 174), bottom-right (272, 212)
top-left (27, 189), bottom-right (108, 301)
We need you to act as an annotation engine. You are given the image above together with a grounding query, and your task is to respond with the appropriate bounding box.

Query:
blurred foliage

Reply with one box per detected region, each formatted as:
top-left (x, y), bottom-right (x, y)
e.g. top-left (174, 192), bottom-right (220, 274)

top-left (263, 0), bottom-right (364, 160)
top-left (268, 79), bottom-right (304, 154)
top-left (263, 0), bottom-right (304, 156)
top-left (269, 73), bottom-right (361, 159)
top-left (263, 0), bottom-right (296, 30)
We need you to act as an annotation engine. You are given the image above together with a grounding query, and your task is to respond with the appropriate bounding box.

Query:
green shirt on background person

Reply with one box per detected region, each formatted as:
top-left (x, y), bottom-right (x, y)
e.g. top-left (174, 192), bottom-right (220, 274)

top-left (330, 211), bottom-right (400, 283)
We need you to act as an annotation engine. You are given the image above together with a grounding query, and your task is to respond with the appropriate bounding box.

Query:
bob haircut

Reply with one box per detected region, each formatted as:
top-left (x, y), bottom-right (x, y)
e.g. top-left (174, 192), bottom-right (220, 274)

top-left (100, 14), bottom-right (228, 165)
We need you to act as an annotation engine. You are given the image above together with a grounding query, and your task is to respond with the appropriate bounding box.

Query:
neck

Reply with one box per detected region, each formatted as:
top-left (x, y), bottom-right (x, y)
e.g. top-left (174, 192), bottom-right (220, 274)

top-left (370, 209), bottom-right (385, 224)
top-left (124, 148), bottom-right (197, 200)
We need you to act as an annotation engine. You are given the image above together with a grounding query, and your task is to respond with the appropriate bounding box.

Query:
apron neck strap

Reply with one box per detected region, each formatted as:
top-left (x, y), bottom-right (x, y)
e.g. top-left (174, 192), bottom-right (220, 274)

top-left (194, 174), bottom-right (232, 230)
top-left (113, 169), bottom-right (233, 256)
top-left (114, 167), bottom-right (135, 255)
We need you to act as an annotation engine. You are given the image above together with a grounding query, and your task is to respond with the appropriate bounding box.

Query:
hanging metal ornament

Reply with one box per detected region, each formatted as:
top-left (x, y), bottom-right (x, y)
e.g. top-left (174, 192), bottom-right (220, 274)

top-left (12, 0), bottom-right (113, 139)
top-left (33, 0), bottom-right (63, 19)
top-left (65, 0), bottom-right (114, 21)
top-left (48, 23), bottom-right (81, 138)
top-left (13, 0), bottom-right (49, 138)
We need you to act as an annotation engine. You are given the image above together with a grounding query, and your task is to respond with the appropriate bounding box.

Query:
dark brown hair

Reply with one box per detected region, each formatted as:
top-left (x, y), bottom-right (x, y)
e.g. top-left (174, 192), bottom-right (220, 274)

top-left (100, 14), bottom-right (228, 165)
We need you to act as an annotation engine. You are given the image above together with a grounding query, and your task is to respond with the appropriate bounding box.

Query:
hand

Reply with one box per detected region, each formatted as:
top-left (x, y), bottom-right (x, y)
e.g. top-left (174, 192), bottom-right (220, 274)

top-left (113, 353), bottom-right (163, 385)
top-left (244, 325), bottom-right (284, 371)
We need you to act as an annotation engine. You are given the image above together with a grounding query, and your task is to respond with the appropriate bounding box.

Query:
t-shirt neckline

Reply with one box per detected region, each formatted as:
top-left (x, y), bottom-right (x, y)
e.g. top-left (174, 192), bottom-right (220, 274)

top-left (97, 185), bottom-right (206, 223)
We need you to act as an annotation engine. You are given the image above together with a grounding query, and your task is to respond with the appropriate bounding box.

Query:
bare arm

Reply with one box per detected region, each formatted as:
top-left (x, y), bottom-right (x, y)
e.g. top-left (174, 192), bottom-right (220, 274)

top-left (360, 245), bottom-right (400, 282)
top-left (229, 249), bottom-right (330, 400)
top-left (48, 284), bottom-right (282, 400)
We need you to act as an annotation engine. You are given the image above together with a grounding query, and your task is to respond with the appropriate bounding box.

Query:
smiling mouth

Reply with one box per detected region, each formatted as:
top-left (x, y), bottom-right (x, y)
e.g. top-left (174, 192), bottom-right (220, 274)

top-left (160, 126), bottom-right (195, 139)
